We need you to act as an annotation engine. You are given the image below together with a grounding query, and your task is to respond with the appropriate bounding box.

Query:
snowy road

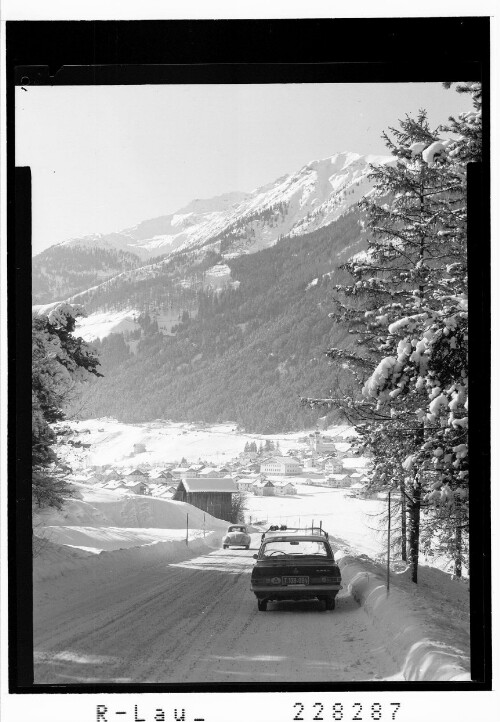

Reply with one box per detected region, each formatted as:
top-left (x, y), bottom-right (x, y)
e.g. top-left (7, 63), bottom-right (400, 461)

top-left (34, 534), bottom-right (403, 684)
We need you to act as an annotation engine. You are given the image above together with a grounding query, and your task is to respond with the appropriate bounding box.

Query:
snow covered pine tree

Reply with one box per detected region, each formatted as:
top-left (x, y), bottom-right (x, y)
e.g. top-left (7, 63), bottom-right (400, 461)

top-left (304, 84), bottom-right (479, 582)
top-left (32, 303), bottom-right (102, 509)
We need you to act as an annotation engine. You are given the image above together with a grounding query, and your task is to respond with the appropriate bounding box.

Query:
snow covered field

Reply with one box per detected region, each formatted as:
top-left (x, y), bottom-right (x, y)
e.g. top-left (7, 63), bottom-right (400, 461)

top-left (246, 484), bottom-right (387, 558)
top-left (59, 417), bottom-right (328, 469)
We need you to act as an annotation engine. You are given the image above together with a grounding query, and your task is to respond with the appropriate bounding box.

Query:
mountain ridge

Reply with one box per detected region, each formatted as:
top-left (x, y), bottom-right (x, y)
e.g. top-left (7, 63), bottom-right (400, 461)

top-left (36, 152), bottom-right (391, 255)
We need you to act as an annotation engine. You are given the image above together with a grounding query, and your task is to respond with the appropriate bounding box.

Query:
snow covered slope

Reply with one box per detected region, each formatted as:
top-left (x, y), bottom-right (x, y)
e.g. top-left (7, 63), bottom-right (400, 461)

top-left (34, 485), bottom-right (227, 555)
top-left (55, 418), bottom-right (321, 468)
top-left (50, 152), bottom-right (392, 261)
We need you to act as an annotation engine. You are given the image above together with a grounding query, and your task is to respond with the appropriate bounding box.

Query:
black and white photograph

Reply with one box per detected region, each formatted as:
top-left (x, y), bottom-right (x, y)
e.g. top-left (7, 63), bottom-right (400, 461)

top-left (2, 12), bottom-right (493, 720)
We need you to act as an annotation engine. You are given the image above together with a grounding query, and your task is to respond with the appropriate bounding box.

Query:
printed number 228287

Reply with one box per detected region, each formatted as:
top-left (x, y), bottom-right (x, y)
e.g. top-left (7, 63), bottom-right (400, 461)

top-left (293, 702), bottom-right (402, 721)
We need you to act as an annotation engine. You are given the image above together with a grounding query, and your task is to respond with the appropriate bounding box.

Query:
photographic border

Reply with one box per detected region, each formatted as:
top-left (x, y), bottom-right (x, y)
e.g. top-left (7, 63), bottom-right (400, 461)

top-left (5, 16), bottom-right (491, 697)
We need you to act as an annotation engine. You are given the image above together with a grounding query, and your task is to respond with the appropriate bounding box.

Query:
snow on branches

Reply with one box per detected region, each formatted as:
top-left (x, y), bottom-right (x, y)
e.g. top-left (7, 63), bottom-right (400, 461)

top-left (32, 303), bottom-right (102, 508)
top-left (304, 89), bottom-right (479, 578)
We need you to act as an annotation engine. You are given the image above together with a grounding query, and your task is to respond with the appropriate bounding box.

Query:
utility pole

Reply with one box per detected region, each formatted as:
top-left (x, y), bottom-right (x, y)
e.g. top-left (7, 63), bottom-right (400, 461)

top-left (186, 513), bottom-right (189, 545)
top-left (386, 490), bottom-right (391, 595)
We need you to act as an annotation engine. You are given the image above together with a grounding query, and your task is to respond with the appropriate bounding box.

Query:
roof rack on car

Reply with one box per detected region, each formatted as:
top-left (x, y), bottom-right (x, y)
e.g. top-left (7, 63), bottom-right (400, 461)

top-left (261, 524), bottom-right (328, 538)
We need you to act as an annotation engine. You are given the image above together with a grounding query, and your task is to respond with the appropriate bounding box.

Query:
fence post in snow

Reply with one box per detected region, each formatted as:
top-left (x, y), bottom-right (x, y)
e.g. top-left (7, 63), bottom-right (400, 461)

top-left (203, 512), bottom-right (206, 538)
top-left (186, 513), bottom-right (189, 545)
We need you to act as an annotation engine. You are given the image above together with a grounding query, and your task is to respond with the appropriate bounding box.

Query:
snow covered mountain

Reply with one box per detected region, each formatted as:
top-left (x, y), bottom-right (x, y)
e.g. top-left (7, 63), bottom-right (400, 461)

top-left (52, 152), bottom-right (393, 261)
top-left (31, 152), bottom-right (399, 431)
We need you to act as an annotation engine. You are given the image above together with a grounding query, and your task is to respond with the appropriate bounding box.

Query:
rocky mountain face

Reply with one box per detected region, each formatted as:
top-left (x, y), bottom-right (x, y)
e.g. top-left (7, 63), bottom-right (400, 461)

top-left (32, 152), bottom-right (391, 305)
top-left (33, 151), bottom-right (388, 432)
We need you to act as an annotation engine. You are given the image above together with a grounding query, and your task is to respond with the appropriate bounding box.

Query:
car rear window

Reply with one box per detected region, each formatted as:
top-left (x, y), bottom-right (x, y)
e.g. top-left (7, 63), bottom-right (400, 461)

top-left (260, 540), bottom-right (330, 558)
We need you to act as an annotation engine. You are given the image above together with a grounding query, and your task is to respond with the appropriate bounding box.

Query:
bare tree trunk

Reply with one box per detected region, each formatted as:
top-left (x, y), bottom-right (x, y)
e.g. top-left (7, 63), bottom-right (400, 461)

top-left (408, 475), bottom-right (421, 584)
top-left (454, 499), bottom-right (462, 578)
top-left (408, 419), bottom-right (425, 584)
top-left (400, 477), bottom-right (407, 562)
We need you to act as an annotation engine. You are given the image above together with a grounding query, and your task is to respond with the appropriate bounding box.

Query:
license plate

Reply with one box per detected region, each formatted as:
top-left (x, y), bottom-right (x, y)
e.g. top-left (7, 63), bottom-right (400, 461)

top-left (282, 576), bottom-right (309, 585)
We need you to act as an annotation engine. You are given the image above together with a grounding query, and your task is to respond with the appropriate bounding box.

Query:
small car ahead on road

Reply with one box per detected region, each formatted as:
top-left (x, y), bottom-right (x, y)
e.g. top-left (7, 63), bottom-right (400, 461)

top-left (222, 524), bottom-right (251, 549)
top-left (250, 529), bottom-right (341, 611)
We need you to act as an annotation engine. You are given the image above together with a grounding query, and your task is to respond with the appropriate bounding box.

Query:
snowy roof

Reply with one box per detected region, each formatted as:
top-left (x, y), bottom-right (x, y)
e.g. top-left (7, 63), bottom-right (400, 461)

top-left (263, 456), bottom-right (301, 464)
top-left (127, 468), bottom-right (148, 477)
top-left (103, 480), bottom-right (126, 489)
top-left (179, 478), bottom-right (237, 493)
top-left (268, 478), bottom-right (296, 487)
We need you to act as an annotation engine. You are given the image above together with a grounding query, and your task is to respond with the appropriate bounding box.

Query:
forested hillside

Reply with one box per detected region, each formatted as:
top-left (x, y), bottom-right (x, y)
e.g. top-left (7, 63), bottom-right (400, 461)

top-left (80, 209), bottom-right (366, 432)
top-left (33, 245), bottom-right (143, 304)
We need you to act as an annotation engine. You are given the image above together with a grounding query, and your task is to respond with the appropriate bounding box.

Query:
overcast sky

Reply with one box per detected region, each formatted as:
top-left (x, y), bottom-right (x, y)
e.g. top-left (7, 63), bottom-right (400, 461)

top-left (16, 83), bottom-right (473, 256)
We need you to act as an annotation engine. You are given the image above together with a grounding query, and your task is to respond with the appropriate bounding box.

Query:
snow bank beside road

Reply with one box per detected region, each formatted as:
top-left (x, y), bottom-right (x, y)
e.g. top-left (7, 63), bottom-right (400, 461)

top-left (33, 490), bottom-right (228, 579)
top-left (34, 529), bottom-right (224, 583)
top-left (338, 554), bottom-right (470, 681)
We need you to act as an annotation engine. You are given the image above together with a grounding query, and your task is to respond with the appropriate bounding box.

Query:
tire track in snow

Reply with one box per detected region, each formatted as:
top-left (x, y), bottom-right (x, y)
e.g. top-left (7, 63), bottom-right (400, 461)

top-left (34, 540), bottom-right (402, 683)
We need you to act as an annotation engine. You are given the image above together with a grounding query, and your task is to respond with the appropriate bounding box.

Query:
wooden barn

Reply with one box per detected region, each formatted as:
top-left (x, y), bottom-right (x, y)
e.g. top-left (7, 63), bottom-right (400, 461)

top-left (173, 477), bottom-right (237, 521)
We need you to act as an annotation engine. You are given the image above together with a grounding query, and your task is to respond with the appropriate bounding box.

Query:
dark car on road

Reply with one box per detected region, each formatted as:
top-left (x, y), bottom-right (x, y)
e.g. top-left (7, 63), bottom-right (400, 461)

top-left (250, 529), bottom-right (342, 611)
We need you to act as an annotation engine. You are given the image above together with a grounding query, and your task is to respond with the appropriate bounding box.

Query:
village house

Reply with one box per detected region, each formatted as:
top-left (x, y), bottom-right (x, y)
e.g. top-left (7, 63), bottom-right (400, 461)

top-left (349, 481), bottom-right (368, 497)
top-left (260, 456), bottom-right (302, 476)
top-left (324, 457), bottom-right (344, 474)
top-left (197, 466), bottom-right (222, 478)
top-left (151, 484), bottom-right (177, 498)
top-left (132, 442), bottom-right (147, 454)
top-left (267, 478), bottom-right (297, 495)
top-left (123, 479), bottom-right (149, 494)
top-left (102, 478), bottom-right (127, 491)
top-left (173, 477), bottom-right (237, 521)
top-left (326, 473), bottom-right (350, 488)
top-left (236, 478), bottom-right (257, 492)
top-left (171, 467), bottom-right (188, 479)
top-left (311, 455), bottom-right (328, 470)
top-left (252, 479), bottom-right (276, 496)
top-left (156, 469), bottom-right (175, 484)
top-left (305, 476), bottom-right (328, 487)
top-left (181, 467), bottom-right (199, 478)
top-left (101, 469), bottom-right (124, 482)
top-left (126, 468), bottom-right (149, 482)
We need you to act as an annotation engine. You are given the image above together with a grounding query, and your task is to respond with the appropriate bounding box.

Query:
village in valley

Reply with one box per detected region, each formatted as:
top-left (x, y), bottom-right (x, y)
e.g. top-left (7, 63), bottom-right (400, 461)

top-left (53, 423), bottom-right (374, 523)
